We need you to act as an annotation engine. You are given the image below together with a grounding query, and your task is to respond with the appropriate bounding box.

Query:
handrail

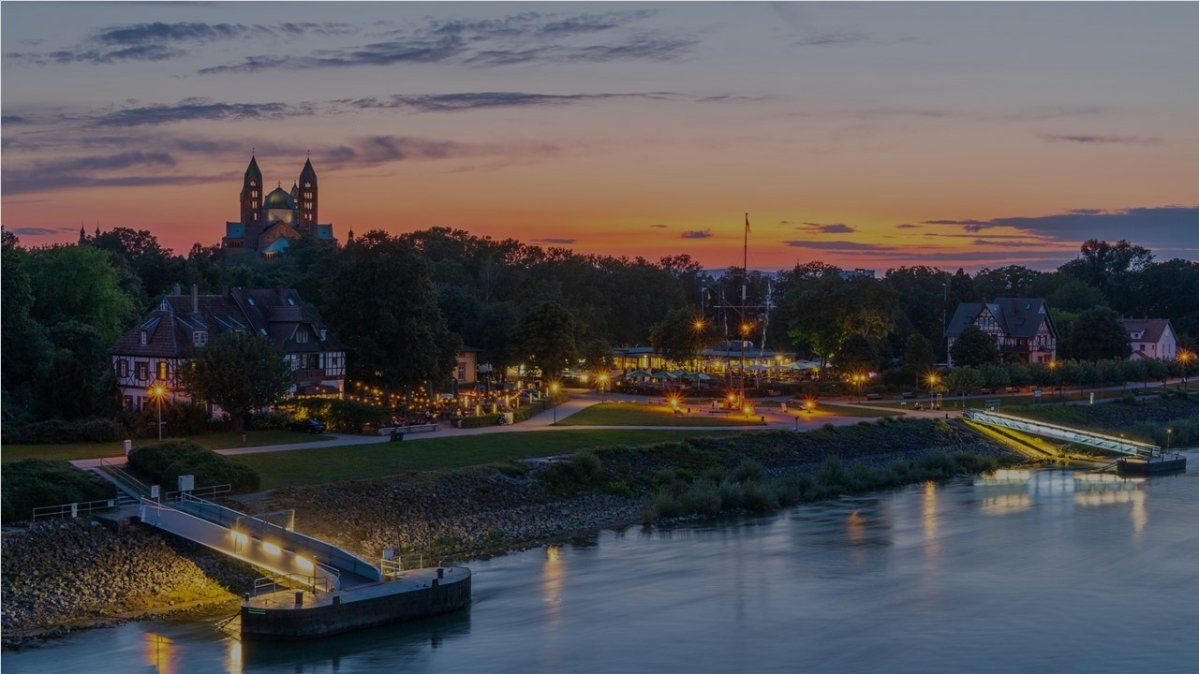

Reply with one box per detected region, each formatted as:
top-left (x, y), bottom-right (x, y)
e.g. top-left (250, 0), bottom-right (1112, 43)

top-left (963, 409), bottom-right (1160, 456)
top-left (99, 458), bottom-right (152, 496)
top-left (32, 498), bottom-right (118, 520)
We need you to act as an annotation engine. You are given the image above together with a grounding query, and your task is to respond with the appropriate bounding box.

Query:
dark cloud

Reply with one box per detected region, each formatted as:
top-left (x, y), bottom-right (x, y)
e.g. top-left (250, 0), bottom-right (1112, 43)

top-left (4, 226), bottom-right (75, 236)
top-left (319, 135), bottom-right (559, 169)
top-left (1042, 134), bottom-right (1160, 145)
top-left (1, 151), bottom-right (182, 194)
top-left (91, 98), bottom-right (311, 127)
top-left (346, 91), bottom-right (674, 113)
top-left (2, 115), bottom-right (31, 125)
top-left (783, 240), bottom-right (889, 251)
top-left (794, 32), bottom-right (869, 47)
top-left (3, 172), bottom-right (224, 195)
top-left (920, 206), bottom-right (1199, 253)
top-left (533, 238), bottom-right (577, 245)
top-left (649, 224), bottom-right (668, 229)
top-left (798, 222), bottom-right (856, 234)
top-left (199, 10), bottom-right (688, 74)
top-left (681, 230), bottom-right (713, 239)
top-left (7, 21), bottom-right (356, 65)
top-left (895, 223), bottom-right (918, 229)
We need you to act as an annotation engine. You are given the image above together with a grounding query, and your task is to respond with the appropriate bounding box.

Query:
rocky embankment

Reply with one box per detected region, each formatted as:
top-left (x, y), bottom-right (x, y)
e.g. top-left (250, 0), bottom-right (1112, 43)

top-left (1, 520), bottom-right (256, 647)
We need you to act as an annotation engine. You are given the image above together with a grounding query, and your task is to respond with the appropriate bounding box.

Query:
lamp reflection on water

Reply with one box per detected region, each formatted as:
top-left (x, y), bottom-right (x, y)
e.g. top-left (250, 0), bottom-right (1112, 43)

top-left (922, 481), bottom-right (940, 559)
top-left (543, 545), bottom-right (564, 622)
top-left (224, 638), bottom-right (243, 674)
top-left (144, 632), bottom-right (174, 674)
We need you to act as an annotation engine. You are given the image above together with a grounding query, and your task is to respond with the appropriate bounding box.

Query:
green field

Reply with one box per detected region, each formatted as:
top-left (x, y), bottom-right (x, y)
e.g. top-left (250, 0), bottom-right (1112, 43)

top-left (1, 430), bottom-right (333, 463)
top-left (230, 429), bottom-right (748, 488)
top-left (555, 403), bottom-right (766, 427)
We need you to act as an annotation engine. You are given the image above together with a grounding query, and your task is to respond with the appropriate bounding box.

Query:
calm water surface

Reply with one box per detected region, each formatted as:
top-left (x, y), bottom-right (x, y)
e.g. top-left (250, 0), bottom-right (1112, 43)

top-left (6, 453), bottom-right (1198, 674)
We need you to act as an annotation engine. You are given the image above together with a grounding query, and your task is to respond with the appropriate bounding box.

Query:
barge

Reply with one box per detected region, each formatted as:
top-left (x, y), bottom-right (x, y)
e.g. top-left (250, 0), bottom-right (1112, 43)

top-left (1116, 453), bottom-right (1187, 475)
top-left (241, 566), bottom-right (471, 640)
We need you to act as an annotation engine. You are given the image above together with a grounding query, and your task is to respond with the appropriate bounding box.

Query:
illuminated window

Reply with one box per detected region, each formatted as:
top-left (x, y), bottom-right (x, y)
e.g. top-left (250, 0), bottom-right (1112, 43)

top-left (158, 361), bottom-right (168, 380)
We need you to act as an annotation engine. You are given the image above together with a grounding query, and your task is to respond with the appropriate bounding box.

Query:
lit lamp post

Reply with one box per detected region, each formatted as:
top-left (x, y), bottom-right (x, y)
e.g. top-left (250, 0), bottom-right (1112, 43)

top-left (851, 373), bottom-right (866, 403)
top-left (1179, 350), bottom-right (1194, 390)
top-left (149, 383), bottom-right (168, 441)
top-left (1166, 428), bottom-right (1173, 452)
top-left (598, 374), bottom-right (609, 402)
top-left (1048, 360), bottom-right (1060, 399)
top-left (550, 382), bottom-right (560, 423)
top-left (927, 373), bottom-right (940, 410)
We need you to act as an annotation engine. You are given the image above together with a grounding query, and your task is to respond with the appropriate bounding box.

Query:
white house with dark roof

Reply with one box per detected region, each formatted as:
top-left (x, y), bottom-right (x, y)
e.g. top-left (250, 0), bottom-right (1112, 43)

top-left (110, 285), bottom-right (345, 413)
top-left (945, 298), bottom-right (1057, 366)
top-left (1121, 318), bottom-right (1177, 361)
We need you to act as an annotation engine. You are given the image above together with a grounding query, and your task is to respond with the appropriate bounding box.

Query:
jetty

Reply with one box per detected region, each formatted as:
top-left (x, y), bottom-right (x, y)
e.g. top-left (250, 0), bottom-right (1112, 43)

top-left (138, 494), bottom-right (470, 639)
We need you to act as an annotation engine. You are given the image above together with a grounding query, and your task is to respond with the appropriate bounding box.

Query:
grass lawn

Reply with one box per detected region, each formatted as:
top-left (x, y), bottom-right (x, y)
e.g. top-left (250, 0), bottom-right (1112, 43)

top-left (1, 430), bottom-right (333, 463)
top-left (808, 403), bottom-right (902, 418)
top-left (231, 429), bottom-right (749, 488)
top-left (556, 402), bottom-right (766, 427)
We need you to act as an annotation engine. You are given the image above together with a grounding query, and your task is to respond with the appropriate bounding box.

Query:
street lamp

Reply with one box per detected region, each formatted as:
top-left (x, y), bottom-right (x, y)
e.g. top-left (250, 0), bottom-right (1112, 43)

top-left (927, 373), bottom-right (940, 410)
top-left (597, 374), bottom-right (609, 402)
top-left (550, 382), bottom-right (560, 423)
top-left (149, 383), bottom-right (168, 441)
top-left (1166, 428), bottom-right (1173, 452)
top-left (1179, 350), bottom-right (1194, 390)
top-left (1048, 360), bottom-right (1061, 399)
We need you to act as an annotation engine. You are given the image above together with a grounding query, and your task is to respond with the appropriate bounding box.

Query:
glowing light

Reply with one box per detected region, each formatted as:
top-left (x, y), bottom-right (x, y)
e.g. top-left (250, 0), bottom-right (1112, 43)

top-left (693, 319), bottom-right (706, 331)
top-left (262, 541), bottom-right (281, 555)
top-left (579, 373), bottom-right (590, 383)
top-left (295, 555), bottom-right (314, 572)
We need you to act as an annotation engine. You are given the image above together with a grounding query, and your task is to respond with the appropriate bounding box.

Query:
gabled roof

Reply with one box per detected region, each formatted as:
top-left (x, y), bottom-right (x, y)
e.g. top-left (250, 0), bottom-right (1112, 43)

top-left (946, 298), bottom-right (1055, 339)
top-left (1121, 318), bottom-right (1173, 343)
top-left (112, 287), bottom-right (344, 358)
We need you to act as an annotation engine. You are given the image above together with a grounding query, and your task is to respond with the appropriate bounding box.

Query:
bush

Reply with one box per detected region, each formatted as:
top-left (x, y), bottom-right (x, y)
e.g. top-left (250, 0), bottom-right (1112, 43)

top-left (128, 440), bottom-right (260, 493)
top-left (539, 451), bottom-right (605, 496)
top-left (1, 459), bottom-right (116, 523)
top-left (459, 413), bottom-right (502, 429)
top-left (251, 410), bottom-right (291, 430)
top-left (729, 459), bottom-right (765, 484)
top-left (296, 399), bottom-right (388, 432)
top-left (8, 418), bottom-right (125, 444)
top-left (681, 480), bottom-right (723, 517)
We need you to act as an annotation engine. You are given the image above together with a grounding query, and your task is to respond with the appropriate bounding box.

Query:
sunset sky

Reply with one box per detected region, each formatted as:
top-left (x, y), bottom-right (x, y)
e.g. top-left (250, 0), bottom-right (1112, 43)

top-left (3, 2), bottom-right (1197, 271)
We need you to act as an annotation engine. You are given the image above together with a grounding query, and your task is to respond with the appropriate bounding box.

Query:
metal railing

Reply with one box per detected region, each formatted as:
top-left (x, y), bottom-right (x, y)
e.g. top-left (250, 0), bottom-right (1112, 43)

top-left (164, 483), bottom-right (231, 501)
top-left (32, 498), bottom-right (118, 520)
top-left (252, 572), bottom-right (331, 597)
top-left (98, 458), bottom-right (152, 497)
top-left (380, 552), bottom-right (425, 578)
top-left (962, 409), bottom-right (1161, 457)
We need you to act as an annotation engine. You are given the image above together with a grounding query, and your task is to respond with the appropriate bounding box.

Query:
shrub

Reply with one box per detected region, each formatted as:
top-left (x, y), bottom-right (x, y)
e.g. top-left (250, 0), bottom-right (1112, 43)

top-left (1, 459), bottom-right (116, 523)
top-left (741, 481), bottom-right (778, 513)
top-left (729, 459), bottom-right (765, 484)
top-left (681, 480), bottom-right (723, 517)
top-left (296, 399), bottom-right (388, 432)
top-left (128, 440), bottom-right (260, 493)
top-left (8, 418), bottom-right (125, 444)
top-left (539, 451), bottom-right (605, 496)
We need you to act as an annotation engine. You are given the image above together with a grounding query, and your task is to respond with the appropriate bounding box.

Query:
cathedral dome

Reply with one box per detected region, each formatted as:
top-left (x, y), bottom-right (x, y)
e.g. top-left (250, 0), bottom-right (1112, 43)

top-left (263, 187), bottom-right (295, 210)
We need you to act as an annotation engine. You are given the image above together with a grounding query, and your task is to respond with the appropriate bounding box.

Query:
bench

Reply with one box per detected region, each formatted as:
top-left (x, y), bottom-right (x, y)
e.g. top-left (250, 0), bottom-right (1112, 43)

top-left (865, 393), bottom-right (882, 401)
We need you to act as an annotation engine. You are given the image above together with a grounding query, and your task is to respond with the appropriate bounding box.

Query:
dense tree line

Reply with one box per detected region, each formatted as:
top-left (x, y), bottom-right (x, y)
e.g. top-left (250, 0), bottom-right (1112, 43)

top-left (3, 226), bottom-right (1196, 428)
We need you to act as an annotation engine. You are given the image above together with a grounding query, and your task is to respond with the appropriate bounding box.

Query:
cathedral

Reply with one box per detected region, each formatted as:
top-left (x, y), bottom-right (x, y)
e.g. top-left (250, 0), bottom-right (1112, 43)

top-left (222, 156), bottom-right (336, 254)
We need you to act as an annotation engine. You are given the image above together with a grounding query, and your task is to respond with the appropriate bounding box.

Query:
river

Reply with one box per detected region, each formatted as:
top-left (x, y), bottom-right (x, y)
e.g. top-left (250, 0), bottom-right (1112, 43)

top-left (5, 453), bottom-right (1197, 674)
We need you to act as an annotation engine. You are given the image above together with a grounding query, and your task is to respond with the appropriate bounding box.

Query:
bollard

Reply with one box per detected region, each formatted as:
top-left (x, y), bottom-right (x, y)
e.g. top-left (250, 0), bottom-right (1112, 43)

top-left (243, 592), bottom-right (250, 604)
top-left (295, 591), bottom-right (304, 608)
top-left (432, 578), bottom-right (439, 588)
top-left (332, 595), bottom-right (341, 607)
top-left (437, 567), bottom-right (444, 579)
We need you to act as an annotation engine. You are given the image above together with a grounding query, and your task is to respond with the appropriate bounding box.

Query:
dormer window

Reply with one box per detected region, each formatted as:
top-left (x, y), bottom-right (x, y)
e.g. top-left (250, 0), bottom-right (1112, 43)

top-left (193, 331), bottom-right (208, 347)
top-left (287, 297), bottom-right (296, 306)
top-left (296, 329), bottom-right (309, 344)
top-left (320, 329), bottom-right (327, 342)
top-left (139, 331), bottom-right (148, 346)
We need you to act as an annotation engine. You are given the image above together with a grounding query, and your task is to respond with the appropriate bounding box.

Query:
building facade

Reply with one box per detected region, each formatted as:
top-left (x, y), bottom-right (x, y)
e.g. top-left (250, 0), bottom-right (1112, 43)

top-left (945, 298), bottom-right (1057, 366)
top-left (1122, 318), bottom-right (1177, 361)
top-left (110, 285), bottom-right (346, 413)
top-left (222, 156), bottom-right (335, 254)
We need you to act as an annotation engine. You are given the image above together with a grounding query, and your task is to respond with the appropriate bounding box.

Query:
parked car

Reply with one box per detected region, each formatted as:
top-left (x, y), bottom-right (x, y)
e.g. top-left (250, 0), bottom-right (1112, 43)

top-left (290, 418), bottom-right (326, 434)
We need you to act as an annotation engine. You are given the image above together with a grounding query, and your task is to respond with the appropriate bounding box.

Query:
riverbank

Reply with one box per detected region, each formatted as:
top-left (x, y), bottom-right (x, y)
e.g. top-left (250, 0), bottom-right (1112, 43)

top-left (2, 418), bottom-right (1020, 647)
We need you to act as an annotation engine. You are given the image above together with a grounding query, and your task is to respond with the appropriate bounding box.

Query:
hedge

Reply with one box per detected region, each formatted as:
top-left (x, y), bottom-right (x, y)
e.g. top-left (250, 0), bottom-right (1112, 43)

top-left (4, 418), bottom-right (124, 444)
top-left (1, 459), bottom-right (117, 523)
top-left (128, 440), bottom-right (260, 493)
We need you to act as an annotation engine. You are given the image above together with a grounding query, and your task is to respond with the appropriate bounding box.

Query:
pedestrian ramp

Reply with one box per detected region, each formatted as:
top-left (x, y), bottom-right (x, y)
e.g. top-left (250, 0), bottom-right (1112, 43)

top-left (138, 494), bottom-right (381, 592)
top-left (962, 409), bottom-right (1160, 457)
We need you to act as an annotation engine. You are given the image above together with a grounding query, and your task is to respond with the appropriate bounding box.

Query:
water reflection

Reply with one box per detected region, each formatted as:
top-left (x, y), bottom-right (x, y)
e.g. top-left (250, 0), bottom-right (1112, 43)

top-left (922, 481), bottom-right (939, 560)
top-left (238, 610), bottom-right (471, 671)
top-left (543, 545), bottom-right (564, 623)
top-left (144, 632), bottom-right (175, 674)
top-left (224, 638), bottom-right (242, 674)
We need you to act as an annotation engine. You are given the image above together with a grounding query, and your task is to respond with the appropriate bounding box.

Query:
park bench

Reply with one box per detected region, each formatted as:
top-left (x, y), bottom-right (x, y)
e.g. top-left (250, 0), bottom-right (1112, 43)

top-left (379, 423), bottom-right (439, 437)
top-left (865, 393), bottom-right (882, 401)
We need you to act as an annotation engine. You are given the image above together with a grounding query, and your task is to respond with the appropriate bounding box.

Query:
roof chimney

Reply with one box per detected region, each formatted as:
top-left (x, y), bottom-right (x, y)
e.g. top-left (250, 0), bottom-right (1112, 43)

top-left (173, 282), bottom-right (182, 295)
top-left (192, 284), bottom-right (199, 314)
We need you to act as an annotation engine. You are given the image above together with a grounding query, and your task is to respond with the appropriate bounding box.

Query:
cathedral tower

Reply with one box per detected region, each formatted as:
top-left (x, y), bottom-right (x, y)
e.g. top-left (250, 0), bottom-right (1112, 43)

top-left (297, 158), bottom-right (318, 237)
top-left (241, 156), bottom-right (263, 225)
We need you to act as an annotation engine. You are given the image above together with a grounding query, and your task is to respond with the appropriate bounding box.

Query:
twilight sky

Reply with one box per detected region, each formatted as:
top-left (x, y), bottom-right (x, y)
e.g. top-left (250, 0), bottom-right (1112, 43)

top-left (3, 1), bottom-right (1197, 271)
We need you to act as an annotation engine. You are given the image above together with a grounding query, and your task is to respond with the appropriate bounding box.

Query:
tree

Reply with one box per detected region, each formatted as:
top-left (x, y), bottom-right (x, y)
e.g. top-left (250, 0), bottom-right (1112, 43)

top-left (903, 333), bottom-right (935, 377)
top-left (512, 302), bottom-right (579, 379)
top-left (324, 231), bottom-right (459, 393)
top-left (179, 332), bottom-right (295, 431)
top-left (650, 307), bottom-right (711, 366)
top-left (945, 367), bottom-right (983, 404)
top-left (836, 334), bottom-right (880, 374)
top-left (973, 265), bottom-right (1043, 299)
top-left (950, 325), bottom-right (999, 367)
top-left (1059, 239), bottom-right (1153, 301)
top-left (1066, 307), bottom-right (1131, 361)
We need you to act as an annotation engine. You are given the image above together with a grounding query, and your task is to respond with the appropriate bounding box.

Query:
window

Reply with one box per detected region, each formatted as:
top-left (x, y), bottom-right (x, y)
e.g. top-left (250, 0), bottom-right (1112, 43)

top-left (123, 396), bottom-right (134, 410)
top-left (296, 329), bottom-right (309, 344)
top-left (139, 331), bottom-right (148, 346)
top-left (118, 359), bottom-right (128, 377)
top-left (320, 329), bottom-right (327, 341)
top-left (158, 361), bottom-right (168, 380)
top-left (193, 331), bottom-right (208, 347)
top-left (135, 362), bottom-right (148, 380)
